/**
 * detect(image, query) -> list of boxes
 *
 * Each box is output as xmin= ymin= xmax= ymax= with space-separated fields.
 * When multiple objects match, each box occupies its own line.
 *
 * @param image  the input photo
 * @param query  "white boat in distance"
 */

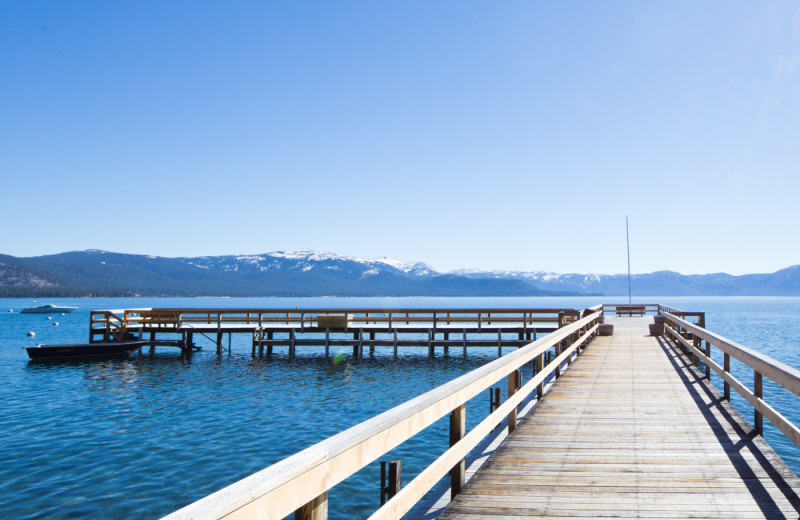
xmin=20 ymin=304 xmax=78 ymax=314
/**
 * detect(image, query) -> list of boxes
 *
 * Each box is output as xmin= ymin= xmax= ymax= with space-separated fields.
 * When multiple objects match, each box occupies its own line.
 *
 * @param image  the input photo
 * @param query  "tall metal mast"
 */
xmin=626 ymin=215 xmax=632 ymax=306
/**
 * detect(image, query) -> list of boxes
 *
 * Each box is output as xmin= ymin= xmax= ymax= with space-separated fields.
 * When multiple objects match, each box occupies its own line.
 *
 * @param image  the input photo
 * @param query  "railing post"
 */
xmin=103 ymin=313 xmax=110 ymax=342
xmin=724 ymin=352 xmax=731 ymax=400
xmin=295 ymin=492 xmax=328 ymax=520
xmin=754 ymin=371 xmax=763 ymax=435
xmin=537 ymin=352 xmax=545 ymax=400
xmin=555 ymin=341 xmax=562 ymax=378
xmin=705 ymin=340 xmax=711 ymax=380
xmin=449 ymin=404 xmax=466 ymax=498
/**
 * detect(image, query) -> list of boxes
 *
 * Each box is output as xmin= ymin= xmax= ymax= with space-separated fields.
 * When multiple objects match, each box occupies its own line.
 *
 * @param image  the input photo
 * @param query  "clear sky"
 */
xmin=1 ymin=1 xmax=798 ymax=275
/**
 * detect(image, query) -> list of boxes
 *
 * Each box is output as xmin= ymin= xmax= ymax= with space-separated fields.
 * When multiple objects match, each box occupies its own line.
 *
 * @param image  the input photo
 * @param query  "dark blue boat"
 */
xmin=26 ymin=341 xmax=146 ymax=360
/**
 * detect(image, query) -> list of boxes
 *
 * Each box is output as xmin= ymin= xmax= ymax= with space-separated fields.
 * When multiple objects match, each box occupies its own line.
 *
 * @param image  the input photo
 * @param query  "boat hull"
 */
xmin=26 ymin=341 xmax=145 ymax=360
xmin=20 ymin=306 xmax=78 ymax=314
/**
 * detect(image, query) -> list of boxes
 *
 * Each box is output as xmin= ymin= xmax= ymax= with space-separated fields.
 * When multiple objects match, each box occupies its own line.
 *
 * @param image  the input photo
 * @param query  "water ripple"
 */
xmin=2 ymin=296 xmax=799 ymax=519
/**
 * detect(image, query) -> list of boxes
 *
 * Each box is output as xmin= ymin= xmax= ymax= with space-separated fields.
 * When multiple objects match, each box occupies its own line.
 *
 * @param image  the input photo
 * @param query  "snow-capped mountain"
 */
xmin=453 ymin=266 xmax=800 ymax=296
xmin=0 ymin=250 xmax=568 ymax=297
xmin=1 ymin=249 xmax=798 ymax=297
xmin=186 ymin=250 xmax=436 ymax=278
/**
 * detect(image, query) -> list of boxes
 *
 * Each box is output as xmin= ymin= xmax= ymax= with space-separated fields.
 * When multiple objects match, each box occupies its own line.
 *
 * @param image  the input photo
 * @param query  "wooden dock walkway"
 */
xmin=161 ymin=306 xmax=800 ymax=520
xmin=438 ymin=316 xmax=800 ymax=519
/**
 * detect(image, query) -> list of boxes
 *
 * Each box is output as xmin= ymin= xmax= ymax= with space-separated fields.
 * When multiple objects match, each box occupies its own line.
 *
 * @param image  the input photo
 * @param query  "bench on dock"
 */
xmin=139 ymin=310 xmax=182 ymax=327
xmin=616 ymin=305 xmax=645 ymax=316
xmin=316 ymin=314 xmax=351 ymax=328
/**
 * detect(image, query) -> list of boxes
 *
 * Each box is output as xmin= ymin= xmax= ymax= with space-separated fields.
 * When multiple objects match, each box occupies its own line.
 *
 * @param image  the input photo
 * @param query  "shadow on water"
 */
xmin=657 ymin=335 xmax=800 ymax=517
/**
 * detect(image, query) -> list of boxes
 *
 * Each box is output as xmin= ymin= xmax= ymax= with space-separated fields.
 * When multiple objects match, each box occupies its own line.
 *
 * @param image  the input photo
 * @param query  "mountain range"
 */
xmin=1 ymin=249 xmax=798 ymax=297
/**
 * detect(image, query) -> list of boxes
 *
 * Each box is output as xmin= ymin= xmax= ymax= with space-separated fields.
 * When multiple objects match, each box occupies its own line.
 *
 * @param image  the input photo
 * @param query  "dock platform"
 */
xmin=437 ymin=316 xmax=800 ymax=519
xmin=88 ymin=307 xmax=586 ymax=357
xmin=159 ymin=306 xmax=800 ymax=520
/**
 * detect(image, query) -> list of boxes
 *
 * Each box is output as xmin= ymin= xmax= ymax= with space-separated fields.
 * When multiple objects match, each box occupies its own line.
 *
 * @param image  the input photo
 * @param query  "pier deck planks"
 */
xmin=438 ymin=316 xmax=800 ymax=519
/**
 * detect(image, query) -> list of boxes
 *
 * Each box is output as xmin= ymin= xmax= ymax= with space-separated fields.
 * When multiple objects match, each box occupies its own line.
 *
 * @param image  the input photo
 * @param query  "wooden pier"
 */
xmin=157 ymin=305 xmax=800 ymax=520
xmin=88 ymin=307 xmax=587 ymax=357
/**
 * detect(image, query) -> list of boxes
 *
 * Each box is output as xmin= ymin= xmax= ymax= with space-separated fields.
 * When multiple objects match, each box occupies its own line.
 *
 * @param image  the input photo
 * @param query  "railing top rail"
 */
xmin=109 ymin=307 xmax=581 ymax=314
xmin=162 ymin=312 xmax=601 ymax=520
xmin=602 ymin=303 xmax=659 ymax=308
xmin=91 ymin=309 xmax=130 ymax=315
xmin=663 ymin=312 xmax=800 ymax=398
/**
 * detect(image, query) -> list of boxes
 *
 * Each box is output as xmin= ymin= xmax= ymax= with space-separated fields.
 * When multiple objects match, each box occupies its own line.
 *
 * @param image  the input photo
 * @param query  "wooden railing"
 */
xmin=160 ymin=311 xmax=602 ymax=520
xmin=663 ymin=312 xmax=800 ymax=447
xmin=90 ymin=308 xmax=584 ymax=339
xmin=89 ymin=309 xmax=128 ymax=342
xmin=659 ymin=305 xmax=705 ymax=327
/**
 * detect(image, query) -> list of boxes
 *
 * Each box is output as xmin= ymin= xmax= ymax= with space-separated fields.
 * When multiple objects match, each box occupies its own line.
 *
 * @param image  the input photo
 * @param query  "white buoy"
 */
xmin=60 ymin=313 xmax=65 ymax=316
xmin=47 ymin=317 xmax=52 ymax=320
xmin=8 ymin=309 xmax=12 ymax=312
xmin=27 ymin=331 xmax=35 ymax=337
xmin=53 ymin=322 xmax=59 ymax=326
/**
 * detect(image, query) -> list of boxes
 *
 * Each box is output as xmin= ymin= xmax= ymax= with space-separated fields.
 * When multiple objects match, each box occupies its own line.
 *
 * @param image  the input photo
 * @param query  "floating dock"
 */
xmin=89 ymin=307 xmax=594 ymax=357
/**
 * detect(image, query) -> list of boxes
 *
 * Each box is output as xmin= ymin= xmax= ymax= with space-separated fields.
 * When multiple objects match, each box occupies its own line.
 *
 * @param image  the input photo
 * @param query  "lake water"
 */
xmin=1 ymin=296 xmax=799 ymax=519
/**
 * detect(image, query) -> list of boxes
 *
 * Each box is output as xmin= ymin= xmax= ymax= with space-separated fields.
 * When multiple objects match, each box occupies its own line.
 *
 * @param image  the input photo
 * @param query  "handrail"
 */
xmin=659 ymin=305 xmax=705 ymax=327
xmin=663 ymin=312 xmax=800 ymax=449
xmin=115 ymin=308 xmax=580 ymax=330
xmin=161 ymin=312 xmax=602 ymax=520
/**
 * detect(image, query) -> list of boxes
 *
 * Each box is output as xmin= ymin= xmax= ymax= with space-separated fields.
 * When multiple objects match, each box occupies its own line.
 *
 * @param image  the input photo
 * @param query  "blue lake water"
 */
xmin=1 ymin=296 xmax=799 ymax=519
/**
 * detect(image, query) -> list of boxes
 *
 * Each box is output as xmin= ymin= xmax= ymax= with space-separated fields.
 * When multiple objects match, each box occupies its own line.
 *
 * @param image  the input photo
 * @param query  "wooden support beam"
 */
xmin=507 ymin=370 xmax=518 ymax=434
xmin=555 ymin=342 xmax=562 ymax=379
xmin=755 ymin=370 xmax=763 ymax=435
xmin=294 ymin=491 xmax=327 ymax=520
xmin=380 ymin=460 xmax=402 ymax=506
xmin=449 ymin=404 xmax=465 ymax=499
xmin=537 ymin=352 xmax=545 ymax=399
xmin=724 ymin=352 xmax=730 ymax=400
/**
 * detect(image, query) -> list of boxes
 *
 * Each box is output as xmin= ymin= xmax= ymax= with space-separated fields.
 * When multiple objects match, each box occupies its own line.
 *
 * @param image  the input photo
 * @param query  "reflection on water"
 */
xmin=1 ymin=296 xmax=799 ymax=519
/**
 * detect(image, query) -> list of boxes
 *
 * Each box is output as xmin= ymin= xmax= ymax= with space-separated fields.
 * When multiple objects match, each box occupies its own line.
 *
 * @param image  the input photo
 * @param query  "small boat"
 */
xmin=20 ymin=304 xmax=78 ymax=314
xmin=26 ymin=341 xmax=146 ymax=360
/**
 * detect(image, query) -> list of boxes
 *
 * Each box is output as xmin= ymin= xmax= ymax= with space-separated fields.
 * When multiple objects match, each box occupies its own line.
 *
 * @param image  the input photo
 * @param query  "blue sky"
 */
xmin=1 ymin=1 xmax=798 ymax=275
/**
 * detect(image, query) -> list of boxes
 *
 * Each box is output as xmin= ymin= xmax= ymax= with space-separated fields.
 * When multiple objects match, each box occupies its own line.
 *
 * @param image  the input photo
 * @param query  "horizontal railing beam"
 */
xmin=665 ymin=323 xmax=800 ymax=448
xmin=664 ymin=313 xmax=800 ymax=399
